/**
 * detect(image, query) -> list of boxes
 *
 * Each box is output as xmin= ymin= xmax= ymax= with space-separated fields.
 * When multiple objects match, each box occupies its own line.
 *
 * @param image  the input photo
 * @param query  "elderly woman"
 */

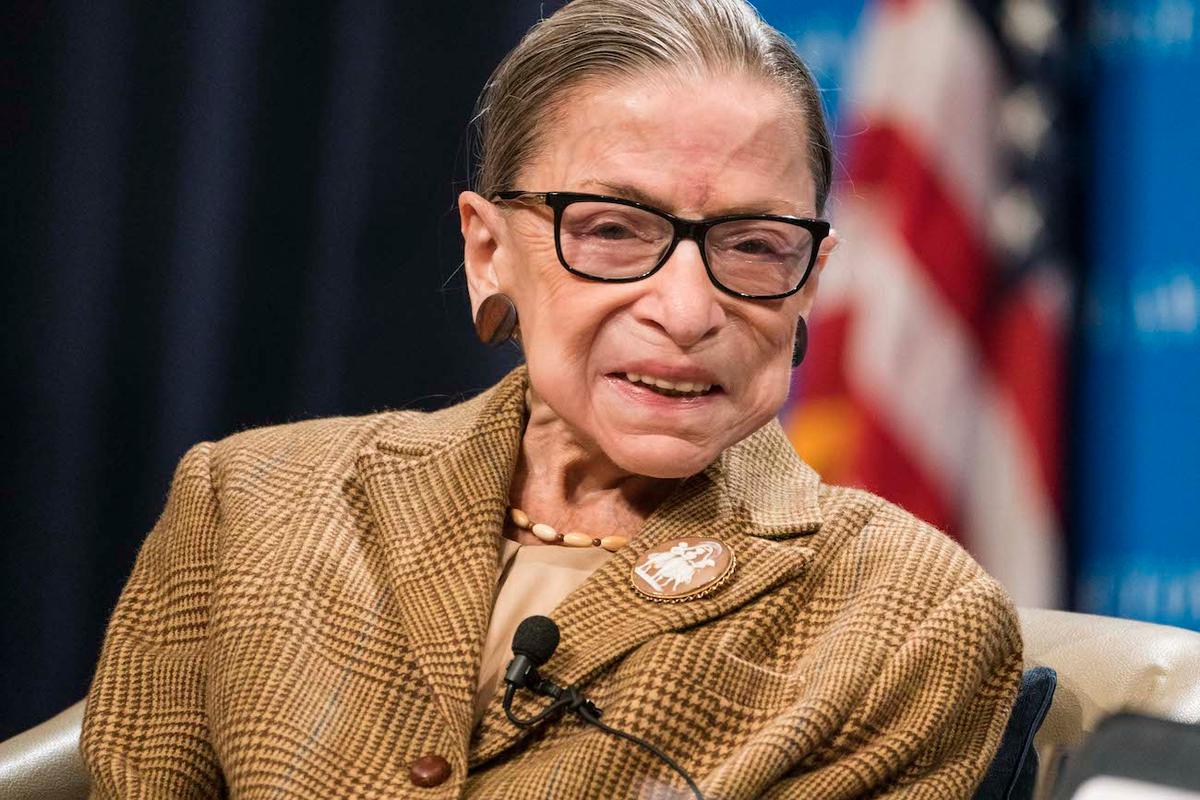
xmin=81 ymin=0 xmax=1021 ymax=797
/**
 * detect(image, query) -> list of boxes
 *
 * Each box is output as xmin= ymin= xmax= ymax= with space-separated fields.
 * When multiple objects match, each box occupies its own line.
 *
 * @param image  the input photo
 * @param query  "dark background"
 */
xmin=3 ymin=0 xmax=564 ymax=740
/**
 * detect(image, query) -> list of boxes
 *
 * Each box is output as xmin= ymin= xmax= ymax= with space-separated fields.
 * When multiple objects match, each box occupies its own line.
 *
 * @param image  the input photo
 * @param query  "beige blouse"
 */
xmin=472 ymin=536 xmax=614 ymax=728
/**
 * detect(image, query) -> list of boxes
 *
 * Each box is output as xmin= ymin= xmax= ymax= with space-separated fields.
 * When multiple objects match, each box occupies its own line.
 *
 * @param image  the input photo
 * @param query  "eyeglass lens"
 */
xmin=558 ymin=201 xmax=814 ymax=297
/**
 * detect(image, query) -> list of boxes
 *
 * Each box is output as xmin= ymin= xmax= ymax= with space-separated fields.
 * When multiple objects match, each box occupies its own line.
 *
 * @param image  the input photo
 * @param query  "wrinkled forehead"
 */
xmin=517 ymin=70 xmax=817 ymax=218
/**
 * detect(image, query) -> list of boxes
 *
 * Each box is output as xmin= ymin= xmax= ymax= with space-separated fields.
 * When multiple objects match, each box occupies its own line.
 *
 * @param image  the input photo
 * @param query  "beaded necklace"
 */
xmin=506 ymin=507 xmax=629 ymax=552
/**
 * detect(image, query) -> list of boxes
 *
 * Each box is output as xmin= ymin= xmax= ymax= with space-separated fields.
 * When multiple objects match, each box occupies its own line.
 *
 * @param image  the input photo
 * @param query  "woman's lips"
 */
xmin=619 ymin=371 xmax=716 ymax=396
xmin=604 ymin=373 xmax=723 ymax=406
xmin=607 ymin=360 xmax=722 ymax=389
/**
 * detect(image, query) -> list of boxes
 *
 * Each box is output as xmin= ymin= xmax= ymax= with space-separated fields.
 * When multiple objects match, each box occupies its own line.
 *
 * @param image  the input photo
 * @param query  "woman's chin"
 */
xmin=605 ymin=437 xmax=718 ymax=480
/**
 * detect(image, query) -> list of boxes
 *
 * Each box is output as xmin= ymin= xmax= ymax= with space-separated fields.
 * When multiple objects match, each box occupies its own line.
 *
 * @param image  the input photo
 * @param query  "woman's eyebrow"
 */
xmin=583 ymin=180 xmax=811 ymax=217
xmin=585 ymin=180 xmax=666 ymax=207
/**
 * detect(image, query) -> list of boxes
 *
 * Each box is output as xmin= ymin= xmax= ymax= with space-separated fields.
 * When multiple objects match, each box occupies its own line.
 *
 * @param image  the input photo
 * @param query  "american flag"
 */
xmin=784 ymin=0 xmax=1073 ymax=607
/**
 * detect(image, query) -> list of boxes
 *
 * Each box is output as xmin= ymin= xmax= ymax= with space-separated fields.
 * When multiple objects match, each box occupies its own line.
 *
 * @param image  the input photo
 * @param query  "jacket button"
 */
xmin=409 ymin=754 xmax=452 ymax=787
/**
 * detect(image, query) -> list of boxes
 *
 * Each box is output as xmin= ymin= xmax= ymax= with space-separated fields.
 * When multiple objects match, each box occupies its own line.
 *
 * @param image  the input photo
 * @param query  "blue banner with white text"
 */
xmin=1074 ymin=0 xmax=1200 ymax=630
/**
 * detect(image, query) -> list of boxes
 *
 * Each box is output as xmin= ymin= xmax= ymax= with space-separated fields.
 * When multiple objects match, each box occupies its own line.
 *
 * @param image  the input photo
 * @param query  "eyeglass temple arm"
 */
xmin=491 ymin=191 xmax=549 ymax=204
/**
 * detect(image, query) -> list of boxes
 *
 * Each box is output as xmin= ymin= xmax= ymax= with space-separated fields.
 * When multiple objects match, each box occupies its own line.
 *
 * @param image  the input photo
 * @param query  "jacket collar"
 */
xmin=354 ymin=365 xmax=824 ymax=764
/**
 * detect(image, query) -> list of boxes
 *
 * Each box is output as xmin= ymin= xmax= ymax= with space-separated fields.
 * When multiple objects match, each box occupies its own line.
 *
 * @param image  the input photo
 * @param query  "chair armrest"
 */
xmin=1019 ymin=608 xmax=1200 ymax=800
xmin=0 ymin=700 xmax=89 ymax=800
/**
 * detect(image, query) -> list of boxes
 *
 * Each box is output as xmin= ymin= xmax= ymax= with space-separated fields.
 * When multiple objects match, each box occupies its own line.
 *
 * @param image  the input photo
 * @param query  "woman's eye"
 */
xmin=720 ymin=236 xmax=787 ymax=257
xmin=589 ymin=222 xmax=636 ymax=240
xmin=731 ymin=238 xmax=782 ymax=256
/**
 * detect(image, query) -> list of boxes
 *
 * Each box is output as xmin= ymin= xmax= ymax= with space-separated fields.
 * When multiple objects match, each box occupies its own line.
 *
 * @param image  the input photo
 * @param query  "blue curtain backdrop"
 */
xmin=2 ymin=0 xmax=563 ymax=740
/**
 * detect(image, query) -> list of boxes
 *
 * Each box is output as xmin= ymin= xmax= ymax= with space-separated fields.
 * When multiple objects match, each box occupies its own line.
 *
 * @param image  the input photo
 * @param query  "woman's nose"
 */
xmin=634 ymin=240 xmax=725 ymax=348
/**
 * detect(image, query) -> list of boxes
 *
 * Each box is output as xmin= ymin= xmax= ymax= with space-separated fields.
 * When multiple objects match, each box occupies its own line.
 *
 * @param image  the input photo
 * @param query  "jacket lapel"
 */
xmin=355 ymin=370 xmax=529 ymax=744
xmin=353 ymin=362 xmax=827 ymax=765
xmin=469 ymin=412 xmax=825 ymax=766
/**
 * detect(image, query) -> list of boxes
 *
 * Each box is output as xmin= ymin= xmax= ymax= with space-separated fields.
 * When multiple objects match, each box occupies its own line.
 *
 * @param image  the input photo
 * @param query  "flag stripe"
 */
xmin=854 ymin=408 xmax=956 ymax=535
xmin=847 ymin=123 xmax=990 ymax=329
xmin=985 ymin=280 xmax=1067 ymax=504
xmin=964 ymin=385 xmax=1065 ymax=607
xmin=849 ymin=0 xmax=1001 ymax=227
xmin=839 ymin=209 xmax=979 ymax=493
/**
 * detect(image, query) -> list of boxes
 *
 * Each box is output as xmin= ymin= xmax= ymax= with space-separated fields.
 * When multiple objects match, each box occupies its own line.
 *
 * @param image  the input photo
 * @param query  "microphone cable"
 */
xmin=502 ymin=615 xmax=705 ymax=800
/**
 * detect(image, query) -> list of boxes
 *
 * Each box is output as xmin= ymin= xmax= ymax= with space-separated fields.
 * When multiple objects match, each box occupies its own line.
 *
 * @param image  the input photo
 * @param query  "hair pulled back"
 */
xmin=471 ymin=0 xmax=833 ymax=215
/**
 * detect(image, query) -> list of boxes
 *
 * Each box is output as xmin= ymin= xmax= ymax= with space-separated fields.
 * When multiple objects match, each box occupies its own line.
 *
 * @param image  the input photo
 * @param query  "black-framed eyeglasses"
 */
xmin=491 ymin=190 xmax=830 ymax=300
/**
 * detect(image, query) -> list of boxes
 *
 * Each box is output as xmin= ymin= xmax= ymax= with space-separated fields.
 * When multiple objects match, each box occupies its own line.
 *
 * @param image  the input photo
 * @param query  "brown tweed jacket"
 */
xmin=82 ymin=365 xmax=1022 ymax=799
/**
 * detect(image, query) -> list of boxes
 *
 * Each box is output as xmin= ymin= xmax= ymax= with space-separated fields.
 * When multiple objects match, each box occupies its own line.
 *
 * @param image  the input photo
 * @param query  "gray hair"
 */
xmin=471 ymin=0 xmax=833 ymax=215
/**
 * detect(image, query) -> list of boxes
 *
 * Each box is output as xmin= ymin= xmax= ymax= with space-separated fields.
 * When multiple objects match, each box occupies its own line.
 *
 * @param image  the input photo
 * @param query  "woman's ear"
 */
xmin=794 ymin=227 xmax=839 ymax=317
xmin=814 ymin=227 xmax=839 ymax=278
xmin=458 ymin=190 xmax=506 ymax=319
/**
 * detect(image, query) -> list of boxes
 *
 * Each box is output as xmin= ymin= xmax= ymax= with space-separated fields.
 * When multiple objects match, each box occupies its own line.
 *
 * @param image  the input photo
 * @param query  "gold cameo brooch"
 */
xmin=630 ymin=538 xmax=735 ymax=603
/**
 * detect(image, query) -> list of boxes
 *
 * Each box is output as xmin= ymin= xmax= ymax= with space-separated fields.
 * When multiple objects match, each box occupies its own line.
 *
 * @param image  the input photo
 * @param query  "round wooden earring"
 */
xmin=475 ymin=293 xmax=519 ymax=346
xmin=792 ymin=316 xmax=808 ymax=367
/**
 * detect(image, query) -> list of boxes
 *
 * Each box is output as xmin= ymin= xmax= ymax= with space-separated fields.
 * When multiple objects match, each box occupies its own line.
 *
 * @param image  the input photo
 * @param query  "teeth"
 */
xmin=622 ymin=372 xmax=713 ymax=395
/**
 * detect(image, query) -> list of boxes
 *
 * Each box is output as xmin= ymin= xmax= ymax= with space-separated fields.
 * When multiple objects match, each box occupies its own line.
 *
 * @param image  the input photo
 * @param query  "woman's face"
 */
xmin=461 ymin=71 xmax=835 ymax=479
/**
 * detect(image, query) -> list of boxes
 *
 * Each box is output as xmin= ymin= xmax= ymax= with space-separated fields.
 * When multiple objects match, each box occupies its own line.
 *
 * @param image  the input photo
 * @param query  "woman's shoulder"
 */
xmin=793 ymin=482 xmax=1024 ymax=690
xmin=209 ymin=409 xmax=424 ymax=469
xmin=160 ymin=412 xmax=420 ymax=500
xmin=718 ymin=418 xmax=1012 ymax=613
xmin=812 ymin=481 xmax=1017 ymax=618
xmin=202 ymin=379 xmax=515 ymax=476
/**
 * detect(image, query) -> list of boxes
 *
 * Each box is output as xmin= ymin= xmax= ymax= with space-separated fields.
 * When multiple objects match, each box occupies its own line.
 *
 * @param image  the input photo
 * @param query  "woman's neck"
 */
xmin=506 ymin=387 xmax=679 ymax=544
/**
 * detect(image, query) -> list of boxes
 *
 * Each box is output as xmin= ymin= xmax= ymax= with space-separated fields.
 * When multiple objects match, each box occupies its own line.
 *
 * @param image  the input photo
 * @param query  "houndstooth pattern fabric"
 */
xmin=82 ymin=365 xmax=1022 ymax=799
